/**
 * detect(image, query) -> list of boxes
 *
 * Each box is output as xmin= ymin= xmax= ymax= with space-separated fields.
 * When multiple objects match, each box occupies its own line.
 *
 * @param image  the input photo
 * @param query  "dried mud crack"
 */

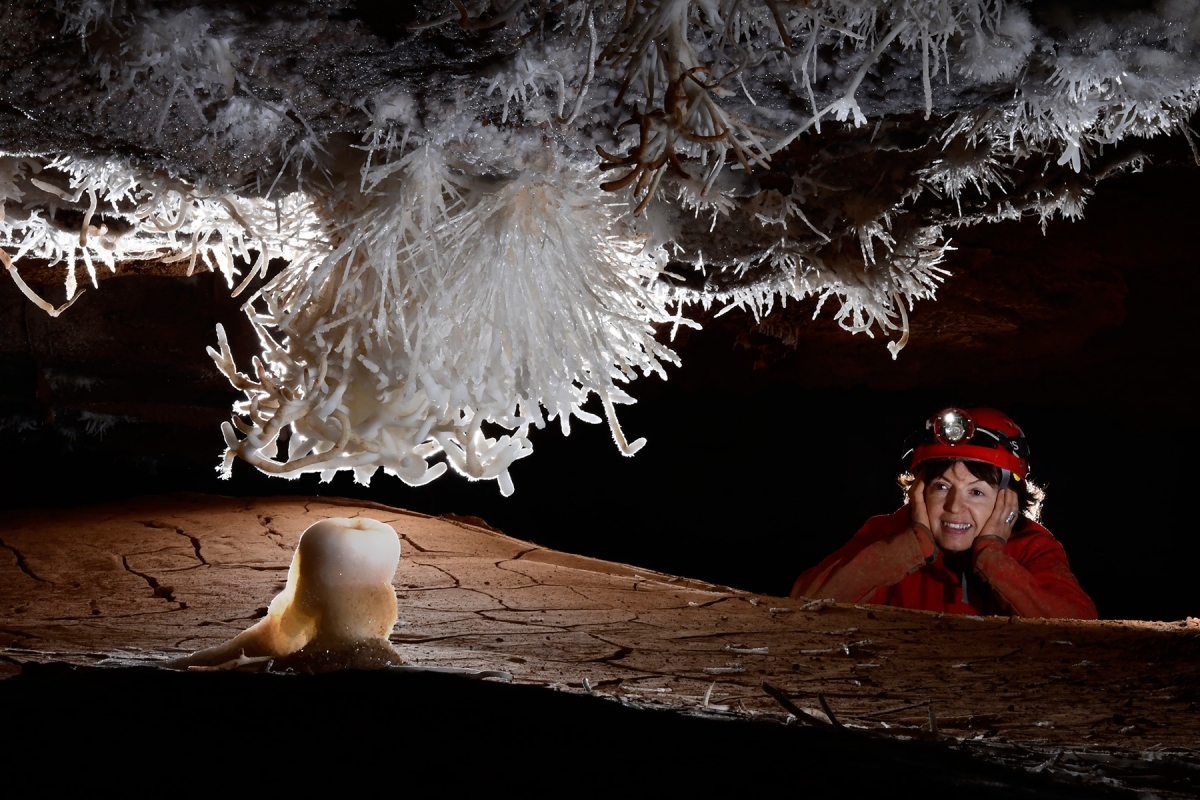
xmin=119 ymin=556 xmax=184 ymax=608
xmin=0 ymin=536 xmax=48 ymax=583
xmin=140 ymin=521 xmax=209 ymax=565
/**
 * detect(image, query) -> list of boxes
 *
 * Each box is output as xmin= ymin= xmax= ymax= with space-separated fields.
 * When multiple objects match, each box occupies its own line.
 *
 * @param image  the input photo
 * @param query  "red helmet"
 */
xmin=905 ymin=407 xmax=1030 ymax=480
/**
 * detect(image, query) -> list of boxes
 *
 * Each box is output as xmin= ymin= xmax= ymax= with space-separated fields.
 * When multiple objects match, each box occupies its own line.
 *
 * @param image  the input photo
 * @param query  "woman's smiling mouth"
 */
xmin=943 ymin=522 xmax=973 ymax=532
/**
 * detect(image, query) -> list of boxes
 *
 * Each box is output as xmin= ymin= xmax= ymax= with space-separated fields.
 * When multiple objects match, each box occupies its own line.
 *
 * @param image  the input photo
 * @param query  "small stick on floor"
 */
xmin=860 ymin=699 xmax=931 ymax=718
xmin=818 ymin=692 xmax=844 ymax=728
xmin=928 ymin=704 xmax=940 ymax=738
xmin=761 ymin=682 xmax=832 ymax=727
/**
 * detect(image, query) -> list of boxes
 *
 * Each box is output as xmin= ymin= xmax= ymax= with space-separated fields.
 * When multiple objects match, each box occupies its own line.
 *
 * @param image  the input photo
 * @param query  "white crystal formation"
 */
xmin=4 ymin=1 xmax=1200 ymax=492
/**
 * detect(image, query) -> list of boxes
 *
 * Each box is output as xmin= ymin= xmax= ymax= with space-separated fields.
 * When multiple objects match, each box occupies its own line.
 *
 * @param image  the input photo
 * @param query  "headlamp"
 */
xmin=931 ymin=408 xmax=974 ymax=446
xmin=904 ymin=405 xmax=1031 ymax=481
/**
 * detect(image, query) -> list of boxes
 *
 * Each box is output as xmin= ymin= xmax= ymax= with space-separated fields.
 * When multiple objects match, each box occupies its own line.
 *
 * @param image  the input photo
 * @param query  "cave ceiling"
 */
xmin=2 ymin=0 xmax=1198 ymax=492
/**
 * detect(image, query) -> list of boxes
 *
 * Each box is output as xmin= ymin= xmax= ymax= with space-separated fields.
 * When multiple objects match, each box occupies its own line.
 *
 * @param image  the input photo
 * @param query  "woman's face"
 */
xmin=923 ymin=461 xmax=1000 ymax=552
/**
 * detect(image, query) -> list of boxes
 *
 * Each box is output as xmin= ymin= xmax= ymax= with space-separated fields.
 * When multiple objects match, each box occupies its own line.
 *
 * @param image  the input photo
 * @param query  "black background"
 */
xmin=4 ymin=347 xmax=1194 ymax=622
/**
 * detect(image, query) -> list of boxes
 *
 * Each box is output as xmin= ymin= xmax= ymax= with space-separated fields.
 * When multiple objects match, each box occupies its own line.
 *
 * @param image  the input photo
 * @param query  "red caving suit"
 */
xmin=791 ymin=506 xmax=1097 ymax=619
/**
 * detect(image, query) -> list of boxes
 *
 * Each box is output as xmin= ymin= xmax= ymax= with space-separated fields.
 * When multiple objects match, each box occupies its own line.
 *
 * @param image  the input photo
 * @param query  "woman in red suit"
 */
xmin=792 ymin=407 xmax=1097 ymax=619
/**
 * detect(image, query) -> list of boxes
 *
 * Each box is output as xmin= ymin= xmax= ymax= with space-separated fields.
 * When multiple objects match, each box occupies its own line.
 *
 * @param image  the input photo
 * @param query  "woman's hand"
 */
xmin=907 ymin=475 xmax=938 ymax=560
xmin=975 ymin=487 xmax=1019 ymax=547
xmin=909 ymin=476 xmax=932 ymax=533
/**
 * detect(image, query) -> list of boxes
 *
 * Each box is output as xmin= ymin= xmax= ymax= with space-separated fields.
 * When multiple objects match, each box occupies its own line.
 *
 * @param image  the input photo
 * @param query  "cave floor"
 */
xmin=2 ymin=495 xmax=1198 ymax=793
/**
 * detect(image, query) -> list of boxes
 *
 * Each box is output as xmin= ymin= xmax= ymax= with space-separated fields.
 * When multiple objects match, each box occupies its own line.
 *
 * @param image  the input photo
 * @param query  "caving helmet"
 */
xmin=903 ymin=407 xmax=1030 ymax=482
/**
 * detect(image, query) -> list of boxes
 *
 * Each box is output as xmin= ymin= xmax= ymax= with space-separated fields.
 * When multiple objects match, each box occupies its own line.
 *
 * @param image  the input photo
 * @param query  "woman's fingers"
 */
xmin=982 ymin=488 xmax=1018 ymax=542
xmin=910 ymin=476 xmax=931 ymax=529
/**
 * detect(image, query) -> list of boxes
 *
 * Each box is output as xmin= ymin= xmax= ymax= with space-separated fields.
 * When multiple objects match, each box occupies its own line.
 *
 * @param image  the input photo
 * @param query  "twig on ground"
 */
xmin=818 ymin=691 xmax=844 ymax=728
xmin=861 ymin=699 xmax=932 ymax=718
xmin=762 ymin=681 xmax=833 ymax=726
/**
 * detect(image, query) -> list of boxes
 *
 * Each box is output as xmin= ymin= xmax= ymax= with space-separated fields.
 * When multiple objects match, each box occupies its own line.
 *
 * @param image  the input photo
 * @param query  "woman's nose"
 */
xmin=944 ymin=488 xmax=963 ymax=512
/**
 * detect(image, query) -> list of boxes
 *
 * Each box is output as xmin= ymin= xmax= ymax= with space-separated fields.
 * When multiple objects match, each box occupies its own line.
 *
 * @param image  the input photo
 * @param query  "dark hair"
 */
xmin=898 ymin=459 xmax=1045 ymax=523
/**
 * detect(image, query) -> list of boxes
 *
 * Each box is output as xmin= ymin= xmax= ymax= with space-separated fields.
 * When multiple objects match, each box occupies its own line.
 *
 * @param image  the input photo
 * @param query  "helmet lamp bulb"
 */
xmin=933 ymin=408 xmax=974 ymax=446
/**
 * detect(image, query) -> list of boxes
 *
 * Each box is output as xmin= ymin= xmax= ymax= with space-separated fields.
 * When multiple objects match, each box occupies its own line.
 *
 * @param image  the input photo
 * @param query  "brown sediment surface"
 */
xmin=2 ymin=495 xmax=1198 ymax=778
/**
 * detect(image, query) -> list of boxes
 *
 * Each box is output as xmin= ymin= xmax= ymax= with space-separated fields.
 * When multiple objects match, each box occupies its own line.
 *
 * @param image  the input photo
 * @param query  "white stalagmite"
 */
xmin=170 ymin=517 xmax=403 ymax=668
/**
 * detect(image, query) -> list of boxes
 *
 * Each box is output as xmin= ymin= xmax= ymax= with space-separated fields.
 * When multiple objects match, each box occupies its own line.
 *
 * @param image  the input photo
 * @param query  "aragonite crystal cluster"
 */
xmin=2 ymin=1 xmax=1199 ymax=493
xmin=171 ymin=517 xmax=405 ymax=671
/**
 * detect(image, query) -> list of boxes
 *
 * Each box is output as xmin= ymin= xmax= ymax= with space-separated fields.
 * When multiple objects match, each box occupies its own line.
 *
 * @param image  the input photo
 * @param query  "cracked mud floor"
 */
xmin=2 ymin=494 xmax=1198 ymax=795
